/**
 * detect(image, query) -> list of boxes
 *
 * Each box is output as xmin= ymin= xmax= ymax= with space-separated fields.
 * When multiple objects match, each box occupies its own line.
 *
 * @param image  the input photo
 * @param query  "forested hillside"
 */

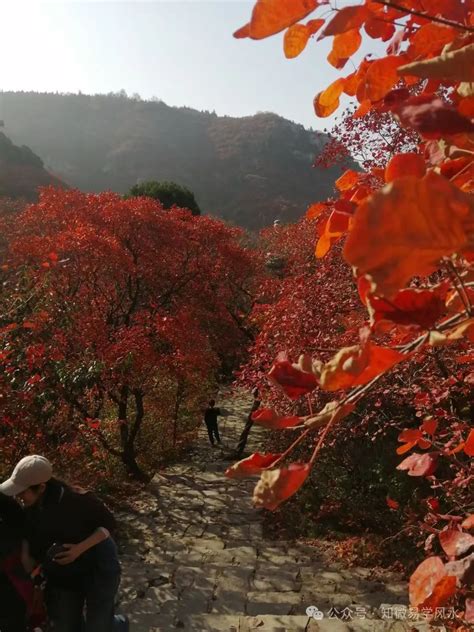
xmin=0 ymin=132 xmax=65 ymax=200
xmin=0 ymin=91 xmax=350 ymax=228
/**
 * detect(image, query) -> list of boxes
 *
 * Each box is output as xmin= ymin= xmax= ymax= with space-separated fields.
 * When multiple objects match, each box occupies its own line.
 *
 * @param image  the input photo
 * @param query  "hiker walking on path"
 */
xmin=0 ymin=455 xmax=128 ymax=632
xmin=204 ymin=399 xmax=222 ymax=446
xmin=234 ymin=387 xmax=261 ymax=458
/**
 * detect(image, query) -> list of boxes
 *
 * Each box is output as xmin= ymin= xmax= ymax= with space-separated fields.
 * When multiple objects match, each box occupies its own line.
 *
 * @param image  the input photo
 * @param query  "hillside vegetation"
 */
xmin=0 ymin=91 xmax=349 ymax=228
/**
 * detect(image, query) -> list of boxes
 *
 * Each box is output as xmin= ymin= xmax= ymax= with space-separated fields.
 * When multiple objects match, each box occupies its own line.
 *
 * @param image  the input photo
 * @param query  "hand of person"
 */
xmin=54 ymin=543 xmax=84 ymax=565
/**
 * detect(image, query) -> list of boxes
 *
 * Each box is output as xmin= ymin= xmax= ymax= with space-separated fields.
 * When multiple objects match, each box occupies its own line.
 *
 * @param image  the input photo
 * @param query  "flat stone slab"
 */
xmin=119 ymin=389 xmax=415 ymax=631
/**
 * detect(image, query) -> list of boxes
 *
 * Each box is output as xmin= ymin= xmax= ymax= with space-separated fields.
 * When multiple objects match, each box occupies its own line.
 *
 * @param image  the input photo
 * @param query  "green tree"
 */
xmin=128 ymin=180 xmax=201 ymax=215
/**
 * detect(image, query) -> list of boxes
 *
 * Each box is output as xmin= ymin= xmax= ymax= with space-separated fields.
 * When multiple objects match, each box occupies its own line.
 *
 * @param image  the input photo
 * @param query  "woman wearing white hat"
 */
xmin=0 ymin=455 xmax=128 ymax=632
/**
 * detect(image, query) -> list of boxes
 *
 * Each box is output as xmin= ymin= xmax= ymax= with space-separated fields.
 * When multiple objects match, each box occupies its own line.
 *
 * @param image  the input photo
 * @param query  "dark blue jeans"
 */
xmin=46 ymin=539 xmax=127 ymax=632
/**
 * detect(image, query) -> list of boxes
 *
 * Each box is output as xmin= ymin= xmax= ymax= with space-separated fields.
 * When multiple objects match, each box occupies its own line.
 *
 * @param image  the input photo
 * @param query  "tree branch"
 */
xmin=374 ymin=0 xmax=474 ymax=33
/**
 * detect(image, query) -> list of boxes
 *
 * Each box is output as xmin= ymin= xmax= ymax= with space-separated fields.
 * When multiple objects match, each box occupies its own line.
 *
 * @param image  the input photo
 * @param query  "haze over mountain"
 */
xmin=0 ymin=91 xmax=349 ymax=228
xmin=0 ymin=131 xmax=65 ymax=201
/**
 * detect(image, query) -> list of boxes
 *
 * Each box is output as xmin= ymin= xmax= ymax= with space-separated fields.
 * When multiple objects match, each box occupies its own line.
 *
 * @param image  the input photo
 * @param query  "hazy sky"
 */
xmin=1 ymin=1 xmax=374 ymax=130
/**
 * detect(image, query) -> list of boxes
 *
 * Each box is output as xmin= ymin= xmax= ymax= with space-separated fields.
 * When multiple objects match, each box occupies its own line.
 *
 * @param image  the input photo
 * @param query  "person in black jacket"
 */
xmin=0 ymin=492 xmax=27 ymax=632
xmin=0 ymin=455 xmax=128 ymax=632
xmin=204 ymin=399 xmax=222 ymax=446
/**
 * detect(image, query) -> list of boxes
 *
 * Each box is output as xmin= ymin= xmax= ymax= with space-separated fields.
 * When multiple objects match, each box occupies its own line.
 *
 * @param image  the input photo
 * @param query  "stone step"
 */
xmin=121 ymin=612 xmax=434 ymax=632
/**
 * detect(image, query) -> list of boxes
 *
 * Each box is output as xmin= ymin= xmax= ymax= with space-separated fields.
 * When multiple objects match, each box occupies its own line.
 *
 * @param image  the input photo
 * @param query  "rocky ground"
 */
xmin=116 ymin=390 xmax=439 ymax=631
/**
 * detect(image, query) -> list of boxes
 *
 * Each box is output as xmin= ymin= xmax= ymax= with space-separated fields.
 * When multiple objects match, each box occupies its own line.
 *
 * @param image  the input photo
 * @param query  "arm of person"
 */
xmin=55 ymin=491 xmax=116 ymax=565
xmin=21 ymin=539 xmax=37 ymax=573
xmin=54 ymin=527 xmax=110 ymax=565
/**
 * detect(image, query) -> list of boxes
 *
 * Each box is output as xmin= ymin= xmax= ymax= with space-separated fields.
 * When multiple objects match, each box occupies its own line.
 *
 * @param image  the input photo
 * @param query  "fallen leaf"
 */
xmin=465 ymin=429 xmax=474 ymax=457
xmin=386 ymin=496 xmax=400 ymax=510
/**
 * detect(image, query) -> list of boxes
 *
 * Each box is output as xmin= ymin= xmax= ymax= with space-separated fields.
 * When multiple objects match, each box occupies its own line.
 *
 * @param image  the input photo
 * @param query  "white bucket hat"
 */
xmin=0 ymin=455 xmax=53 ymax=496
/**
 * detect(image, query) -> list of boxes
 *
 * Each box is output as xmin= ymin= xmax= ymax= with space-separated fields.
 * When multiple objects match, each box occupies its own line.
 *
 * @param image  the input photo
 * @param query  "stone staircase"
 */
xmin=117 ymin=391 xmax=435 ymax=632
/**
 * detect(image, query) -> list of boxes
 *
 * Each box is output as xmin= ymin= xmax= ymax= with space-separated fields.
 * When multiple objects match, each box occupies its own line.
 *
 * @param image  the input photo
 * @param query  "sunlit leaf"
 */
xmin=397 ymin=452 xmax=438 ymax=477
xmin=399 ymin=43 xmax=474 ymax=82
xmin=439 ymin=529 xmax=474 ymax=558
xmin=253 ymin=463 xmax=310 ymax=510
xmin=225 ymin=452 xmax=281 ymax=479
xmin=320 ymin=340 xmax=406 ymax=391
xmin=313 ymin=78 xmax=345 ymax=117
xmin=344 ymin=172 xmax=474 ymax=298
xmin=304 ymin=400 xmax=355 ymax=429
xmin=320 ymin=5 xmax=369 ymax=38
xmin=246 ymin=0 xmax=319 ymax=40
xmin=385 ymin=153 xmax=426 ymax=183
xmin=251 ymin=407 xmax=302 ymax=429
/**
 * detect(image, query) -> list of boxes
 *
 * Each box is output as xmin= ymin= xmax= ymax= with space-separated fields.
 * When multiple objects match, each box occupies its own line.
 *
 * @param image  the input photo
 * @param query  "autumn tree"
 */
xmin=230 ymin=0 xmax=474 ymax=626
xmin=0 ymin=188 xmax=259 ymax=480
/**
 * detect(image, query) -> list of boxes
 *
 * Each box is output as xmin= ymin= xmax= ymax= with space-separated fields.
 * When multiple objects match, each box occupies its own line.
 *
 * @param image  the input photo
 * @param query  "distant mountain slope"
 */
xmin=0 ymin=131 xmax=65 ymax=201
xmin=0 ymin=92 xmax=351 ymax=228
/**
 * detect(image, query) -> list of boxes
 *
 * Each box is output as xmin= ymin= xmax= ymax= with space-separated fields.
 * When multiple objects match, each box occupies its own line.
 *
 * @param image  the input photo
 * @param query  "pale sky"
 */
xmin=1 ymin=1 xmax=377 ymax=130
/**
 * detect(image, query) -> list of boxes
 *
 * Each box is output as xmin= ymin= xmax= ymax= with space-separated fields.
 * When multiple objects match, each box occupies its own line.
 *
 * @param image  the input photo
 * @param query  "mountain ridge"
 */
xmin=0 ymin=91 xmax=350 ymax=228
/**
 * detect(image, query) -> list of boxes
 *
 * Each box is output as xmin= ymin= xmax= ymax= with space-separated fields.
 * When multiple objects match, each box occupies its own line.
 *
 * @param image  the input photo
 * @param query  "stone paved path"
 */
xmin=117 ymin=390 xmax=435 ymax=632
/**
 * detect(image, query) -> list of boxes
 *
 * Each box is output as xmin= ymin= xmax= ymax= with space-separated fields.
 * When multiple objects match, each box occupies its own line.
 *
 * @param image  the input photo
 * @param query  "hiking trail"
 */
xmin=117 ymin=390 xmax=432 ymax=632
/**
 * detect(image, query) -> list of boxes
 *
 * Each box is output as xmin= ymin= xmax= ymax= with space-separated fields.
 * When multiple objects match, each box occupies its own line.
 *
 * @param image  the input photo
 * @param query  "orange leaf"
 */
xmin=385 ymin=153 xmax=426 ymax=183
xmin=335 ymin=169 xmax=360 ymax=191
xmin=422 ymin=418 xmax=438 ymax=436
xmin=247 ymin=0 xmax=318 ymax=40
xmin=396 ymin=440 xmax=418 ymax=455
xmin=234 ymin=23 xmax=251 ymax=39
xmin=320 ymin=5 xmax=369 ymax=38
xmin=268 ymin=353 xmax=318 ymax=399
xmin=407 ymin=23 xmax=456 ymax=61
xmin=251 ymin=408 xmax=302 ymax=429
xmin=409 ymin=557 xmax=446 ymax=607
xmin=353 ymin=100 xmax=371 ymax=118
xmin=306 ymin=202 xmax=328 ymax=219
xmin=313 ymin=78 xmax=345 ymax=117
xmin=386 ymin=496 xmax=400 ymax=510
xmin=253 ymin=463 xmax=310 ymax=510
xmin=328 ymin=28 xmax=361 ymax=68
xmin=397 ymin=452 xmax=438 ymax=477
xmin=320 ymin=340 xmax=406 ymax=391
xmin=225 ymin=452 xmax=281 ymax=479
xmin=422 ymin=575 xmax=457 ymax=610
xmin=462 ymin=515 xmax=474 ymax=530
xmin=439 ymin=529 xmax=474 ymax=558
xmin=358 ymin=56 xmax=404 ymax=102
xmin=284 ymin=24 xmax=311 ymax=59
xmin=315 ymin=210 xmax=351 ymax=258
xmin=364 ymin=17 xmax=395 ymax=41
xmin=304 ymin=400 xmax=355 ymax=429
xmin=344 ymin=172 xmax=474 ymax=298
xmin=458 ymin=96 xmax=474 ymax=118
xmin=465 ymin=429 xmax=474 ymax=457
xmin=366 ymin=287 xmax=447 ymax=329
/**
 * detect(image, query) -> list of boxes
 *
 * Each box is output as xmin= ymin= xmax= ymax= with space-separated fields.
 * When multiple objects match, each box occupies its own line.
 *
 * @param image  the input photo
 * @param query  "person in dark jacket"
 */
xmin=0 ymin=493 xmax=28 ymax=632
xmin=204 ymin=399 xmax=222 ymax=446
xmin=0 ymin=455 xmax=128 ymax=632
xmin=234 ymin=387 xmax=261 ymax=458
